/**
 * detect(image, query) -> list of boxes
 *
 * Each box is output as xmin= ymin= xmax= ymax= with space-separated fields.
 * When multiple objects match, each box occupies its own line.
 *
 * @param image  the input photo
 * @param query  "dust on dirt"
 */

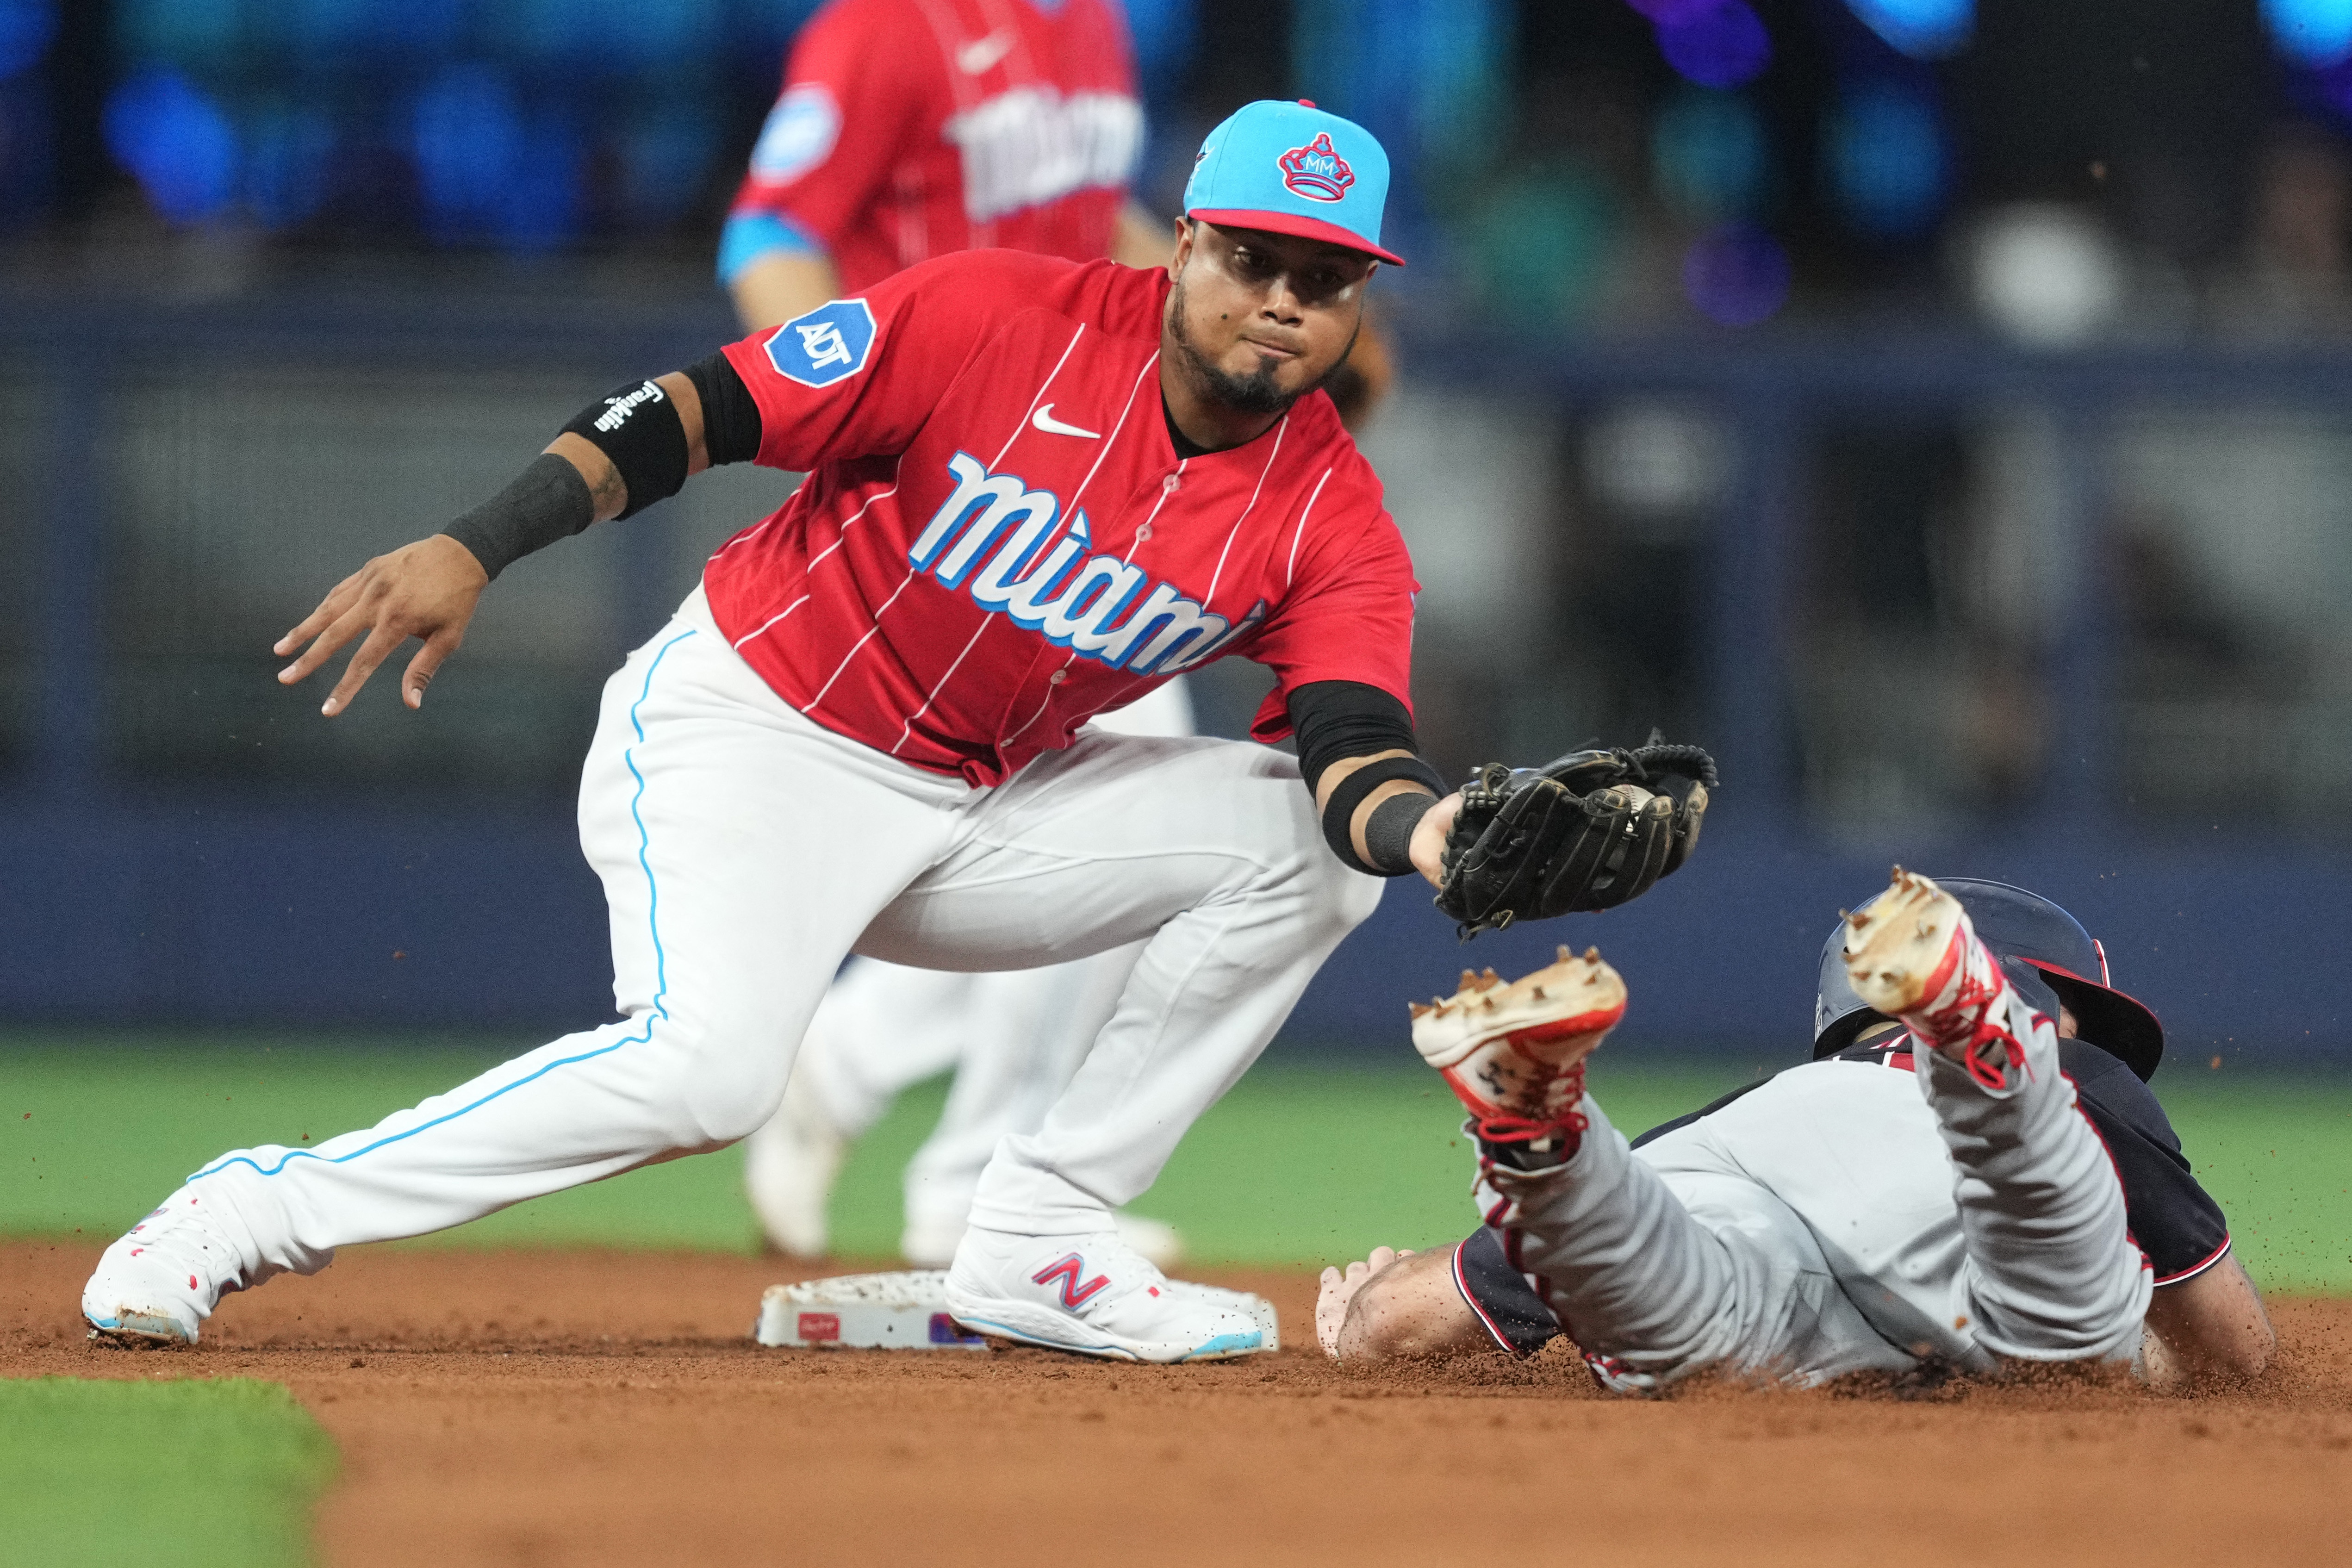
xmin=6 ymin=1242 xmax=2349 ymax=1566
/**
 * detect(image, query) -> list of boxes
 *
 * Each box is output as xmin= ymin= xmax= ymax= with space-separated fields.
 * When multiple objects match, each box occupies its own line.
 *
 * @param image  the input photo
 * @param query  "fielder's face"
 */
xmin=1164 ymin=220 xmax=1374 ymax=417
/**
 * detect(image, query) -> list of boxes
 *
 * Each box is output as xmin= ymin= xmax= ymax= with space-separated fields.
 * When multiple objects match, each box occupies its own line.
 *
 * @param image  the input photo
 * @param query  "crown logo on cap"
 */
xmin=1278 ymin=132 xmax=1355 ymax=203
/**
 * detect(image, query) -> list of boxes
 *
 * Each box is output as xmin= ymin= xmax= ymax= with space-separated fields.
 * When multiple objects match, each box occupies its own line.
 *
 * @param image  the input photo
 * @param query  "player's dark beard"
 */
xmin=1168 ymin=276 xmax=1361 ymax=417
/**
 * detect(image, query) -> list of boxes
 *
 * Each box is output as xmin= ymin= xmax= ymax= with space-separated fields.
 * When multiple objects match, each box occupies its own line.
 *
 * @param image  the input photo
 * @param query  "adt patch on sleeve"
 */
xmin=765 ymin=299 xmax=877 ymax=388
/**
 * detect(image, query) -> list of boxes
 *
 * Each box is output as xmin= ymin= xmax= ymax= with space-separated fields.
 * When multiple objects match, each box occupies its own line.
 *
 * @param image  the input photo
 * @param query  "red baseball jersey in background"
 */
xmin=707 ymin=251 xmax=1417 ymax=785
xmin=729 ymin=0 xmax=1142 ymax=293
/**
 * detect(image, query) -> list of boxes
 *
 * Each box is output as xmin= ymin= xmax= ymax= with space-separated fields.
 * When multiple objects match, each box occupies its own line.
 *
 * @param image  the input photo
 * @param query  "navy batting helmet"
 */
xmin=1811 ymin=877 xmax=2165 ymax=1081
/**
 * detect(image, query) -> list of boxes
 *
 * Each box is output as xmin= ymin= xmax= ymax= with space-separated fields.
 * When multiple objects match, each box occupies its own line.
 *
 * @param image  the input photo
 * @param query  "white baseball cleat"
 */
xmin=1111 ymin=1210 xmax=1185 ymax=1270
xmin=943 ymin=1226 xmax=1273 ymax=1363
xmin=1842 ymin=866 xmax=2019 ymax=1083
xmin=743 ymin=1067 xmax=848 ymax=1258
xmin=1411 ymin=945 xmax=1628 ymax=1145
xmin=902 ymin=1208 xmax=1185 ymax=1270
xmin=82 ymin=1188 xmax=250 ymax=1346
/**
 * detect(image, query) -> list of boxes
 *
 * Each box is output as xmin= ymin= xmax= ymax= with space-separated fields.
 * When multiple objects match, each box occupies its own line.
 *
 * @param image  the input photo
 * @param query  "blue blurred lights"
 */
xmin=243 ymin=105 xmax=336 ymax=230
xmin=411 ymin=64 xmax=583 ymax=251
xmin=1652 ymin=87 xmax=1767 ymax=221
xmin=2266 ymin=0 xmax=2352 ymax=66
xmin=1682 ymin=222 xmax=1789 ymax=326
xmin=1824 ymin=78 xmax=1946 ymax=238
xmin=1844 ymin=0 xmax=1972 ymax=61
xmin=1649 ymin=0 xmax=1771 ymax=91
xmin=489 ymin=0 xmax=724 ymax=68
xmin=1124 ymin=0 xmax=1201 ymax=84
xmin=0 ymin=0 xmax=56 ymax=81
xmin=620 ymin=109 xmax=720 ymax=228
xmin=412 ymin=64 xmax=524 ymax=238
xmin=104 ymin=68 xmax=239 ymax=225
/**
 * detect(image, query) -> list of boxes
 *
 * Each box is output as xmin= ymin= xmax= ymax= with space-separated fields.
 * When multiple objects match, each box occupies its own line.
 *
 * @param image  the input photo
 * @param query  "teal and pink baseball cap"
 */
xmin=1182 ymin=100 xmax=1405 ymax=267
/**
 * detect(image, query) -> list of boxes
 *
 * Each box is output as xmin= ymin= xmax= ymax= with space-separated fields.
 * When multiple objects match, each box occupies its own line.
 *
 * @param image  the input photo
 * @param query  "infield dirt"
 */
xmin=7 ymin=1241 xmax=2350 ymax=1566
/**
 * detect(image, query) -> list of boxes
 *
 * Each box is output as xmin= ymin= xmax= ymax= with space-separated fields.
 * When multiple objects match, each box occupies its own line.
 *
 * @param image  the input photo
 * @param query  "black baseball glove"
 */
xmin=1433 ymin=740 xmax=1717 ymax=937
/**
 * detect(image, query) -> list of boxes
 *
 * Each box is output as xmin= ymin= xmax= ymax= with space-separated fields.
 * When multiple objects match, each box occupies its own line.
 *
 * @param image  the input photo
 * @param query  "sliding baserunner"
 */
xmin=1320 ymin=871 xmax=2272 ymax=1389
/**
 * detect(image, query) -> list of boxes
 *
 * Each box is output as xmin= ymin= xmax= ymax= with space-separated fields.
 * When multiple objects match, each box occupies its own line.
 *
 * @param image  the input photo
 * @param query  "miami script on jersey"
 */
xmin=708 ymin=249 xmax=1417 ymax=786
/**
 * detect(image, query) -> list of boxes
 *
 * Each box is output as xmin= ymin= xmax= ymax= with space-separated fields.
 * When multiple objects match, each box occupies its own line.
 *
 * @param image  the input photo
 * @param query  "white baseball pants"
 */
xmin=183 ymin=591 xmax=1381 ymax=1272
xmin=1478 ymin=994 xmax=2152 ymax=1390
xmin=772 ymin=679 xmax=1195 ymax=1240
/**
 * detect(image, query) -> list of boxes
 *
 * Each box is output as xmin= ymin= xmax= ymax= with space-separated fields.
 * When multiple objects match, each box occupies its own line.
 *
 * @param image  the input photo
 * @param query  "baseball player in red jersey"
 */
xmin=81 ymin=102 xmax=1585 ymax=1363
xmin=718 ymin=0 xmax=1196 ymax=1269
xmin=720 ymin=0 xmax=1168 ymax=328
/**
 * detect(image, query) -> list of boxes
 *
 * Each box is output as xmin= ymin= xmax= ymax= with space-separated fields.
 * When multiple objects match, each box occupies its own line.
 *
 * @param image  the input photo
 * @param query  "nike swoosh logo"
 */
xmin=955 ymin=30 xmax=1014 ymax=75
xmin=1031 ymin=404 xmax=1101 ymax=439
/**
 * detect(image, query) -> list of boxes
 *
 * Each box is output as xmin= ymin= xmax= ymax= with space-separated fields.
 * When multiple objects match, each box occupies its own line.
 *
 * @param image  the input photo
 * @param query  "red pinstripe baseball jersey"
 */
xmin=729 ymin=0 xmax=1140 ymax=294
xmin=706 ymin=249 xmax=1418 ymax=786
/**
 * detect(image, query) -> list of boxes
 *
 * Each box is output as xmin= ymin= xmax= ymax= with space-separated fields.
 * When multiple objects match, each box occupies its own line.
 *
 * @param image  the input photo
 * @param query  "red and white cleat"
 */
xmin=1842 ymin=867 xmax=2021 ymax=1087
xmin=1410 ymin=946 xmax=1627 ymax=1147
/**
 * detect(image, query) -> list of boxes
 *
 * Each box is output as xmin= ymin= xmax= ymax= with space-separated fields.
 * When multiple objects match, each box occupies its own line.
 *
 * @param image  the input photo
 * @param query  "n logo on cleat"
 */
xmin=1031 ymin=1253 xmax=1110 ymax=1310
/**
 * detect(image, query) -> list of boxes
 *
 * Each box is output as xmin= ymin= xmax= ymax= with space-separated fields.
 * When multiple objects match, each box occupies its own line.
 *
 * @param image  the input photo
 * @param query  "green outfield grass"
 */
xmin=0 ymin=1378 xmax=335 ymax=1568
xmin=4 ymin=1034 xmax=2347 ymax=1289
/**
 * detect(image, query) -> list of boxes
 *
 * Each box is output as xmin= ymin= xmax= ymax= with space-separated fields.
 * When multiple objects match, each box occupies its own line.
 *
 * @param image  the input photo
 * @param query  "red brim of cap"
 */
xmin=1187 ymin=208 xmax=1406 ymax=267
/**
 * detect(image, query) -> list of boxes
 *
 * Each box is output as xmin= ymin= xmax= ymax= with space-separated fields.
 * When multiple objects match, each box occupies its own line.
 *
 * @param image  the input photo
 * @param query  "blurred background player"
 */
xmin=714 ymin=0 xmax=1386 ymax=1266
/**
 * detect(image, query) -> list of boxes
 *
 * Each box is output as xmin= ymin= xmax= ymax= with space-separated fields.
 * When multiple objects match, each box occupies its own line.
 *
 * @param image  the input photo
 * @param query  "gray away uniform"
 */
xmin=1462 ymin=989 xmax=2153 ymax=1392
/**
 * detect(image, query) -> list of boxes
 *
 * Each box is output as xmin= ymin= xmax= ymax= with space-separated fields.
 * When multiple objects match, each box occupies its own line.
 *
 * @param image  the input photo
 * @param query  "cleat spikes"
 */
xmin=1408 ymin=1001 xmax=1432 ymax=1020
xmin=1459 ymin=969 xmax=1480 ymax=992
xmin=1406 ymin=948 xmax=1630 ymax=1143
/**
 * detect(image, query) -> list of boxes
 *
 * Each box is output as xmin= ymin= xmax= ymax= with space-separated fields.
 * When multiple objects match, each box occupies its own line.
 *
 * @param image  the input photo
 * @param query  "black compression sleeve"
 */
xmin=685 ymin=351 xmax=763 ymax=467
xmin=442 ymin=454 xmax=595 ymax=582
xmin=1288 ymin=679 xmax=1419 ymax=794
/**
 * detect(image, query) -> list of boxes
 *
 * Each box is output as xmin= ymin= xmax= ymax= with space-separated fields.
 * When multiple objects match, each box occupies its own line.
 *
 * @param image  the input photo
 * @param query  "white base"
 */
xmin=753 ymin=1270 xmax=988 ymax=1350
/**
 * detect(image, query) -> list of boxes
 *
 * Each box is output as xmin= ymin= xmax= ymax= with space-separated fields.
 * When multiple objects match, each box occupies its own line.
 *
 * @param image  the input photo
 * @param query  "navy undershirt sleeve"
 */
xmin=2059 ymin=1039 xmax=2233 ymax=1284
xmin=1453 ymin=1226 xmax=1564 ymax=1357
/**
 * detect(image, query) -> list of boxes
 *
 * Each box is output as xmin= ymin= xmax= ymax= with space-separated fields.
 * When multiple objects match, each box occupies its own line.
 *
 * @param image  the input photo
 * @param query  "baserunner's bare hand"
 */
xmin=275 ymin=535 xmax=489 ymax=716
xmin=1316 ymin=1245 xmax=1414 ymax=1357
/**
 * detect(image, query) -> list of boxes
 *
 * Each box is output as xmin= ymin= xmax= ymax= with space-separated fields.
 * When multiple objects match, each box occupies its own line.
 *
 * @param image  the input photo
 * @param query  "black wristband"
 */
xmin=442 ymin=453 xmax=595 ymax=582
xmin=1321 ymin=753 xmax=1445 ymax=875
xmin=1360 ymin=789 xmax=1430 ymax=877
xmin=561 ymin=378 xmax=690 ymax=520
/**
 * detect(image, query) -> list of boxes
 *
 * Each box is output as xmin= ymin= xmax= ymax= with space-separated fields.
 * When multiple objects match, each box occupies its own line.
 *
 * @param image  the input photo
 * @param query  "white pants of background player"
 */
xmin=752 ymin=680 xmax=1194 ymax=1263
xmin=177 ymin=589 xmax=1381 ymax=1273
xmin=1479 ymin=993 xmax=2151 ymax=1390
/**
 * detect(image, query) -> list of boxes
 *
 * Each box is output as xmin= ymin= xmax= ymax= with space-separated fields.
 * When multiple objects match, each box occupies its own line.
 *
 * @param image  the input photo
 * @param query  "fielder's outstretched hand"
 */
xmin=275 ymin=534 xmax=489 ymax=716
xmin=1316 ymin=1245 xmax=1413 ymax=1357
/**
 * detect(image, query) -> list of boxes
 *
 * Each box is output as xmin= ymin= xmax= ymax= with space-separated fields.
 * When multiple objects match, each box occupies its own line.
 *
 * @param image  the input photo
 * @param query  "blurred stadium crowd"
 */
xmin=1 ymin=1 xmax=2348 ymax=1042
